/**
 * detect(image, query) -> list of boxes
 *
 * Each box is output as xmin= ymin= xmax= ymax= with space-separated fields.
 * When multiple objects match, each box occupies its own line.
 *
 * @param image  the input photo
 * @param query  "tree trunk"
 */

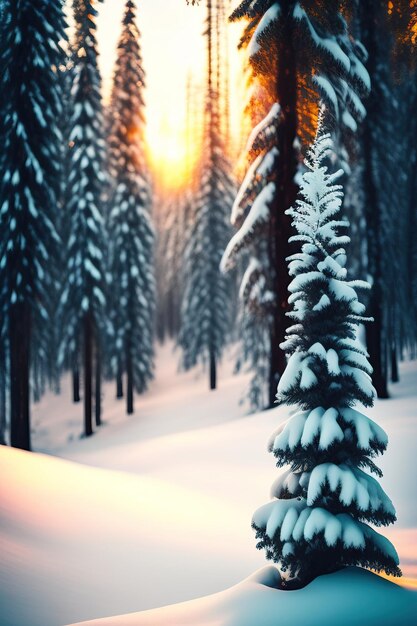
xmin=0 ymin=352 xmax=7 ymax=445
xmin=116 ymin=365 xmax=123 ymax=399
xmin=32 ymin=354 xmax=42 ymax=403
xmin=209 ymin=348 xmax=216 ymax=390
xmin=390 ymin=343 xmax=399 ymax=383
xmin=366 ymin=292 xmax=388 ymax=398
xmin=83 ymin=313 xmax=93 ymax=437
xmin=95 ymin=346 xmax=101 ymax=427
xmin=9 ymin=302 xmax=31 ymax=450
xmin=360 ymin=1 xmax=389 ymax=399
xmin=72 ymin=365 xmax=80 ymax=403
xmin=268 ymin=3 xmax=298 ymax=407
xmin=126 ymin=344 xmax=134 ymax=415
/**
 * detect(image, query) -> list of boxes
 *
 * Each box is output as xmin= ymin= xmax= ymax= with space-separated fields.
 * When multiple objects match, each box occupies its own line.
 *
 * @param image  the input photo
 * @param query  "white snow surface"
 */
xmin=69 ymin=567 xmax=417 ymax=626
xmin=1 ymin=344 xmax=417 ymax=626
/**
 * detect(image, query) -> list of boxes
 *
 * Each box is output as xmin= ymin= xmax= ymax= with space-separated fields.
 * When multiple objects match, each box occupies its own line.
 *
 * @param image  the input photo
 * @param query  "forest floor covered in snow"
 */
xmin=1 ymin=343 xmax=417 ymax=626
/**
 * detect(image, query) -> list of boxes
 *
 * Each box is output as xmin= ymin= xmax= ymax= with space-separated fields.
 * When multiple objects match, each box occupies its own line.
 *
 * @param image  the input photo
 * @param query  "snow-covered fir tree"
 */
xmin=107 ymin=0 xmax=155 ymax=415
xmin=57 ymin=41 xmax=83 ymax=404
xmin=221 ymin=1 xmax=370 ymax=409
xmin=252 ymin=129 xmax=401 ymax=589
xmin=179 ymin=0 xmax=235 ymax=390
xmin=235 ymin=294 xmax=271 ymax=410
xmin=0 ymin=0 xmax=66 ymax=450
xmin=59 ymin=0 xmax=107 ymax=436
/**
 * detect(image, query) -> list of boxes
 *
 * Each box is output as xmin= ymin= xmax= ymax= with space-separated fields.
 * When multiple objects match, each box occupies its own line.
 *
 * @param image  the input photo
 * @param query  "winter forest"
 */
xmin=1 ymin=0 xmax=417 ymax=625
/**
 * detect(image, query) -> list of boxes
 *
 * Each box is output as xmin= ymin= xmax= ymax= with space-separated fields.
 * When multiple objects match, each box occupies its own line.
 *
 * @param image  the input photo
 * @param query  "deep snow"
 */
xmin=1 ymin=343 xmax=417 ymax=626
xmin=68 ymin=567 xmax=417 ymax=626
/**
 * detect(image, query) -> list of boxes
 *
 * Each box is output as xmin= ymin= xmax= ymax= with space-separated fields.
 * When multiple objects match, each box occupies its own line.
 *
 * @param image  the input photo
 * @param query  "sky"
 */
xmin=94 ymin=0 xmax=245 ymax=192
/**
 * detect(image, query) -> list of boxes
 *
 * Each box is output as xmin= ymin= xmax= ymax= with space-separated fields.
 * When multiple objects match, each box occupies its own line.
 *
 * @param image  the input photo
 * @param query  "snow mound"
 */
xmin=67 ymin=566 xmax=417 ymax=626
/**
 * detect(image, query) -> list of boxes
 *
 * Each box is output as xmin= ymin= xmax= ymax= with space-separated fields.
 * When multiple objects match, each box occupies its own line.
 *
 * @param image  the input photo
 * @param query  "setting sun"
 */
xmin=95 ymin=0 xmax=245 ymax=193
xmin=146 ymin=111 xmax=203 ymax=192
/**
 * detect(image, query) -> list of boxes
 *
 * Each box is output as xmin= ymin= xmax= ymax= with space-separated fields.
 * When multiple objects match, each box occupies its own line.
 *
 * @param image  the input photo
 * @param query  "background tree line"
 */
xmin=0 ymin=0 xmax=154 ymax=449
xmin=1 ymin=0 xmax=417 ymax=451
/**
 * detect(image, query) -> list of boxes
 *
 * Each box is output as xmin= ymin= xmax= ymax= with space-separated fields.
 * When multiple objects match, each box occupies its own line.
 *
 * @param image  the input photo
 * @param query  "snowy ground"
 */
xmin=70 ymin=567 xmax=417 ymax=626
xmin=1 ymin=343 xmax=417 ymax=626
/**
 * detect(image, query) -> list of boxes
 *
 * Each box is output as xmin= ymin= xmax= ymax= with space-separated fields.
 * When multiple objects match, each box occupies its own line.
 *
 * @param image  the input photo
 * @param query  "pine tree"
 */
xmin=214 ymin=0 xmax=232 ymax=151
xmin=252 ymin=129 xmax=400 ymax=589
xmin=162 ymin=196 xmax=189 ymax=339
xmin=235 ymin=281 xmax=271 ymax=410
xmin=59 ymin=42 xmax=83 ymax=404
xmin=59 ymin=0 xmax=107 ymax=436
xmin=179 ymin=0 xmax=235 ymax=390
xmin=221 ymin=1 xmax=370 ymax=408
xmin=0 ymin=0 xmax=66 ymax=450
xmin=407 ymin=81 xmax=417 ymax=361
xmin=358 ymin=0 xmax=417 ymax=397
xmin=107 ymin=0 xmax=155 ymax=415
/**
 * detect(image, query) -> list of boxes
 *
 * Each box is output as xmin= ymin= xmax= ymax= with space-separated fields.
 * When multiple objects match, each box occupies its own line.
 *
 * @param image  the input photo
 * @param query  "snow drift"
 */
xmin=1 ymin=350 xmax=417 ymax=625
xmin=69 ymin=566 xmax=417 ymax=626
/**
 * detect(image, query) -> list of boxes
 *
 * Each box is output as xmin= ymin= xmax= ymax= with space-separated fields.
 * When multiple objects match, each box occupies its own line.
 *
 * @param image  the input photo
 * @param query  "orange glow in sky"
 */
xmin=95 ymin=0 xmax=245 ymax=193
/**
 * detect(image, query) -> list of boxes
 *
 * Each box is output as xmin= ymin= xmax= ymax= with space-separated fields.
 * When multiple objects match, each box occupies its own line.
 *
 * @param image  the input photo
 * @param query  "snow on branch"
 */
xmin=252 ymin=128 xmax=401 ymax=587
xmin=221 ymin=181 xmax=275 ymax=271
xmin=246 ymin=102 xmax=280 ymax=155
xmin=248 ymin=3 xmax=281 ymax=57
xmin=293 ymin=5 xmax=350 ymax=73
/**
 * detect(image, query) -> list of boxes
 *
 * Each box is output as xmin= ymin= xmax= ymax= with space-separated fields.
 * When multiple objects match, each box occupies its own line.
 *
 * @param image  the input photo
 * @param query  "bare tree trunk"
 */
xmin=268 ymin=2 xmax=298 ymax=407
xmin=95 ymin=345 xmax=101 ymax=427
xmin=390 ymin=342 xmax=399 ymax=383
xmin=72 ymin=365 xmax=80 ymax=403
xmin=116 ymin=365 xmax=123 ymax=399
xmin=9 ymin=302 xmax=31 ymax=450
xmin=366 ymin=291 xmax=389 ymax=398
xmin=209 ymin=347 xmax=217 ymax=390
xmin=126 ymin=342 xmax=134 ymax=415
xmin=83 ymin=313 xmax=93 ymax=437
xmin=207 ymin=0 xmax=219 ymax=394
xmin=360 ymin=0 xmax=389 ymax=399
xmin=0 ymin=351 xmax=7 ymax=445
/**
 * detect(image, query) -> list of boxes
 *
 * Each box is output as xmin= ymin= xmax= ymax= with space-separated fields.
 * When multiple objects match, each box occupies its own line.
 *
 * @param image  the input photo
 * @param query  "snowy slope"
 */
xmin=1 ymin=346 xmax=417 ymax=625
xmin=35 ymin=346 xmax=417 ymax=575
xmin=31 ymin=343 xmax=250 ymax=454
xmin=0 ymin=445 xmax=254 ymax=626
xmin=69 ymin=567 xmax=417 ymax=626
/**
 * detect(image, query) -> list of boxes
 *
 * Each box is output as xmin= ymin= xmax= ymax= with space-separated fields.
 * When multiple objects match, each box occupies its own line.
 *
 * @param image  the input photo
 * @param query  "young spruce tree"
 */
xmin=108 ymin=0 xmax=155 ymax=415
xmin=252 ymin=129 xmax=400 ymax=589
xmin=59 ymin=0 xmax=107 ymax=436
xmin=0 ymin=0 xmax=66 ymax=450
